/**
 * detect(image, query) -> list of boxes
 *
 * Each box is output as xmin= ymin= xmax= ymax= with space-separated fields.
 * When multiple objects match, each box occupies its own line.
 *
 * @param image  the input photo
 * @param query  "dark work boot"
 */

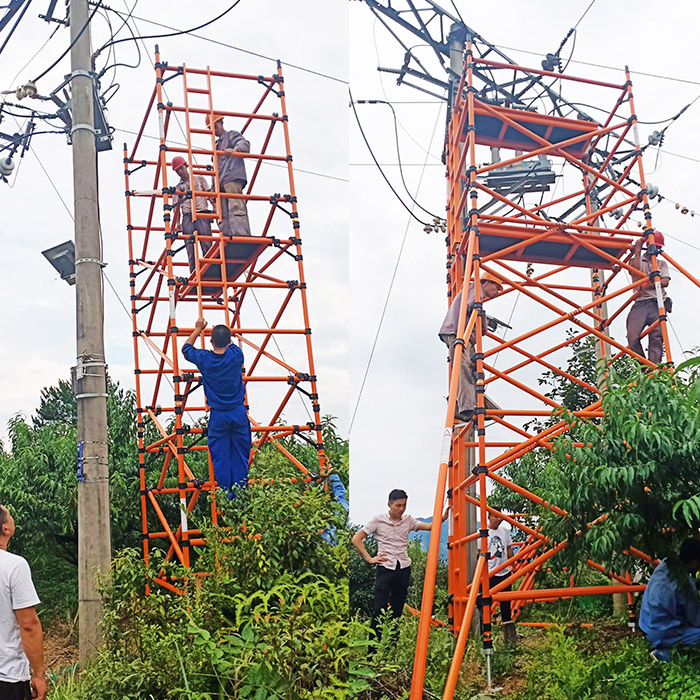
xmin=503 ymin=621 xmax=517 ymax=646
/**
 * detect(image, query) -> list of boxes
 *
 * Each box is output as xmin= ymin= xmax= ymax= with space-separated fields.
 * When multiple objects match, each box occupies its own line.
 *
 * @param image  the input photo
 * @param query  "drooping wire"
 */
xmin=93 ymin=1 xmax=243 ymax=57
xmin=100 ymin=5 xmax=347 ymax=84
xmin=371 ymin=18 xmax=442 ymax=161
xmin=350 ymin=88 xmax=432 ymax=228
xmin=349 ymin=101 xmax=444 ymax=433
xmin=96 ymin=1 xmax=142 ymax=93
xmin=355 ymin=99 xmax=442 ymax=220
xmin=1 ymin=23 xmax=60 ymax=98
xmin=32 ymin=2 xmax=103 ymax=83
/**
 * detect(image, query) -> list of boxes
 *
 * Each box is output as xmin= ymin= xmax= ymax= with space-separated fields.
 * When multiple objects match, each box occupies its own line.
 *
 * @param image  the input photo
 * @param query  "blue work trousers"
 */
xmin=646 ymin=625 xmax=700 ymax=651
xmin=208 ymin=405 xmax=251 ymax=493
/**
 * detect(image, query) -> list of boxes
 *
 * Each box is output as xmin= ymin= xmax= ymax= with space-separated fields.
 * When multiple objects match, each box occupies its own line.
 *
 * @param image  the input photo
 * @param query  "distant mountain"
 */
xmin=409 ymin=517 xmax=450 ymax=561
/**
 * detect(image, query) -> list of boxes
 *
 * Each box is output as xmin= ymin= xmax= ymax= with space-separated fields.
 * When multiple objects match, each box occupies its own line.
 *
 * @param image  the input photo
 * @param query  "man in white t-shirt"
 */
xmin=352 ymin=489 xmax=449 ymax=636
xmin=0 ymin=504 xmax=46 ymax=700
xmin=481 ymin=510 xmax=517 ymax=645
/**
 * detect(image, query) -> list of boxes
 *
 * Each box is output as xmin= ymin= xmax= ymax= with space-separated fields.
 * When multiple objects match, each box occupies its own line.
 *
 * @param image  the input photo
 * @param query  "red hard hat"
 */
xmin=653 ymin=230 xmax=665 ymax=247
xmin=171 ymin=156 xmax=187 ymax=170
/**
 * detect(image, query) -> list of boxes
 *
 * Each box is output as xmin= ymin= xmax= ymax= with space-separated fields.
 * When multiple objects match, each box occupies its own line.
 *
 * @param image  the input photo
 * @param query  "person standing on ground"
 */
xmin=640 ymin=538 xmax=700 ymax=662
xmin=207 ymin=114 xmax=252 ymax=238
xmin=626 ymin=230 xmax=671 ymax=364
xmin=438 ymin=272 xmax=503 ymax=423
xmin=0 ymin=504 xmax=46 ymax=700
xmin=171 ymin=156 xmax=214 ymax=273
xmin=481 ymin=510 xmax=517 ymax=645
xmin=182 ymin=318 xmax=252 ymax=499
xmin=352 ymin=489 xmax=449 ymax=636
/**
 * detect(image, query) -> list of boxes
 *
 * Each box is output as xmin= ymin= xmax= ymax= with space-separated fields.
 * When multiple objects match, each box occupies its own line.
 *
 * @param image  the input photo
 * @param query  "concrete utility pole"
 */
xmin=69 ymin=0 xmax=112 ymax=663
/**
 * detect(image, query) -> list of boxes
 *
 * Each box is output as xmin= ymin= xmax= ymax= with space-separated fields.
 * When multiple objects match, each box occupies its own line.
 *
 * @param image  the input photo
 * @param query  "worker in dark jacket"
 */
xmin=626 ymin=230 xmax=671 ymax=364
xmin=640 ymin=538 xmax=700 ymax=662
xmin=438 ymin=272 xmax=503 ymax=423
xmin=206 ymin=114 xmax=252 ymax=237
xmin=171 ymin=156 xmax=213 ymax=272
xmin=182 ymin=317 xmax=251 ymax=498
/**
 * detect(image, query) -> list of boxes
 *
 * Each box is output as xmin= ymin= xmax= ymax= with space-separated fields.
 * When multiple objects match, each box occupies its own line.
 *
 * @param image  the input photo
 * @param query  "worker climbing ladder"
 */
xmin=123 ymin=52 xmax=328 ymax=593
xmin=410 ymin=44 xmax=700 ymax=699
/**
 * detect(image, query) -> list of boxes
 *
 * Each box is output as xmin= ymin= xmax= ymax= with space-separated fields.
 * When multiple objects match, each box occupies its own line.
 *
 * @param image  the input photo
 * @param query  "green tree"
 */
xmin=492 ymin=338 xmax=700 ymax=573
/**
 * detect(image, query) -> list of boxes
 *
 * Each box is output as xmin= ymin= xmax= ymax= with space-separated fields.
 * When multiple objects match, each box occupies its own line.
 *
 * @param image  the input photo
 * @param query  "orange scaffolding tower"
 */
xmin=410 ymin=47 xmax=700 ymax=698
xmin=123 ymin=53 xmax=328 ymax=594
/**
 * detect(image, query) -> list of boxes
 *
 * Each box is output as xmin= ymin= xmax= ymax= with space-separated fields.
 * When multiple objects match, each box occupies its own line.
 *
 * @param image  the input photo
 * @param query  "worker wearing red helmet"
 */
xmin=438 ymin=272 xmax=503 ymax=423
xmin=627 ymin=230 xmax=671 ymax=364
xmin=206 ymin=114 xmax=252 ymax=237
xmin=171 ymin=156 xmax=214 ymax=273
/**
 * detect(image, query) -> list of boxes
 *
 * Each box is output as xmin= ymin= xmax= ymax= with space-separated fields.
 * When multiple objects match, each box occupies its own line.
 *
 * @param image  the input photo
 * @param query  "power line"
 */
xmin=350 ymin=163 xmax=443 ymax=166
xmin=99 ymin=4 xmax=347 ymax=85
xmin=573 ymin=0 xmax=597 ymax=30
xmin=355 ymin=99 xmax=443 ymax=219
xmin=0 ymin=0 xmax=31 ymax=58
xmin=372 ymin=18 xmax=443 ymax=161
xmin=2 ymin=23 xmax=59 ymax=94
xmin=350 ymin=89 xmax=432 ymax=227
xmin=493 ymin=42 xmax=700 ymax=87
xmin=349 ymin=101 xmax=443 ymax=433
xmin=113 ymin=127 xmax=347 ymax=182
xmin=94 ymin=0 xmax=243 ymax=56
xmin=96 ymin=0 xmax=142 ymax=93
xmin=32 ymin=2 xmax=102 ymax=82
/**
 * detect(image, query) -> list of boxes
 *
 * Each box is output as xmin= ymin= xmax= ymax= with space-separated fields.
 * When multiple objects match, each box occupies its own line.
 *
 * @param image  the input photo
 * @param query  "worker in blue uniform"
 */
xmin=322 ymin=473 xmax=349 ymax=545
xmin=639 ymin=538 xmax=700 ymax=662
xmin=182 ymin=317 xmax=251 ymax=499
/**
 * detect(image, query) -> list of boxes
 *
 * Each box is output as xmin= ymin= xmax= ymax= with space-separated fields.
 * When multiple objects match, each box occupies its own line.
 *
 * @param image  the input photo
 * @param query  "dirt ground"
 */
xmin=43 ymin=615 xmax=79 ymax=675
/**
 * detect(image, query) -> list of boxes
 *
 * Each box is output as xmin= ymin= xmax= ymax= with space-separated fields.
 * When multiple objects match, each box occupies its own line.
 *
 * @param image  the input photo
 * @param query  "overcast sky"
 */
xmin=0 ymin=1 xmax=348 ymax=446
xmin=349 ymin=0 xmax=700 ymax=524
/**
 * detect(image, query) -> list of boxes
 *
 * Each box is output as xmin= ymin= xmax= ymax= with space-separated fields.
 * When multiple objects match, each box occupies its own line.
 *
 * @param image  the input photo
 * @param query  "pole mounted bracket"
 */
xmin=67 ymin=69 xmax=95 ymax=81
xmin=75 ymin=257 xmax=107 ymax=267
xmin=71 ymin=123 xmax=96 ymax=137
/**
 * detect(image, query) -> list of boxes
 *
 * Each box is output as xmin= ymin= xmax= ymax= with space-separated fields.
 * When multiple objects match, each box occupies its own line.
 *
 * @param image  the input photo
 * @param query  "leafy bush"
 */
xmin=0 ymin=379 xmax=146 ymax=614
xmin=492 ymin=341 xmax=700 ymax=577
xmin=45 ymin=441 xmax=349 ymax=698
xmin=513 ymin=625 xmax=700 ymax=700
xmin=0 ymin=377 xmax=350 ymax=697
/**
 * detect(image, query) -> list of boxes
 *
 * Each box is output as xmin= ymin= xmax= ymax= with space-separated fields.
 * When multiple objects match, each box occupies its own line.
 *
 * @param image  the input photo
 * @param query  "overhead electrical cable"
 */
xmin=1 ymin=23 xmax=60 ymax=98
xmin=350 ymin=89 xmax=432 ymax=227
xmin=32 ymin=2 xmax=102 ymax=82
xmin=372 ymin=19 xmax=442 ymax=161
xmin=573 ymin=0 xmax=597 ymax=29
xmin=93 ymin=0 xmax=243 ymax=56
xmin=349 ymin=101 xmax=443 ymax=433
xmin=355 ymin=99 xmax=443 ymax=220
xmin=99 ymin=4 xmax=346 ymax=84
xmin=0 ymin=0 xmax=32 ymax=58
xmin=493 ymin=42 xmax=700 ymax=87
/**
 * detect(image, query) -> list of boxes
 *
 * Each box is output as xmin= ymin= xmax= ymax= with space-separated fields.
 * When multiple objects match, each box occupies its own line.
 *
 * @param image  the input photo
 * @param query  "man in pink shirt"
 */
xmin=352 ymin=489 xmax=449 ymax=636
